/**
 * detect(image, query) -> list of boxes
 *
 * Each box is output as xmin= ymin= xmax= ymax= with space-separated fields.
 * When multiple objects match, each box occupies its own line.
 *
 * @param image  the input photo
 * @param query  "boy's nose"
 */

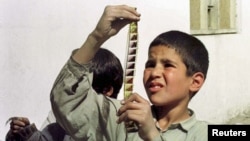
xmin=150 ymin=66 xmax=163 ymax=77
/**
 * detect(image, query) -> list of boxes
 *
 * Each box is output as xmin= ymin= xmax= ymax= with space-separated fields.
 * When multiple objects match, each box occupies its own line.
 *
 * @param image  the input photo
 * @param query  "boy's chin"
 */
xmin=148 ymin=96 xmax=163 ymax=105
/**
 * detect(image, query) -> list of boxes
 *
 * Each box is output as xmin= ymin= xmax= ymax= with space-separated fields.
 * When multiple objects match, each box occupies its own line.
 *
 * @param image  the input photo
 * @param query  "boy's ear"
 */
xmin=190 ymin=72 xmax=205 ymax=93
xmin=103 ymin=86 xmax=114 ymax=97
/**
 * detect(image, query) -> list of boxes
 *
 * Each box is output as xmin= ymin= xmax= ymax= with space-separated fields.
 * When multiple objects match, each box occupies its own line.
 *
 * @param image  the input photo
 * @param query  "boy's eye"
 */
xmin=145 ymin=60 xmax=155 ymax=68
xmin=164 ymin=63 xmax=173 ymax=68
xmin=162 ymin=59 xmax=174 ymax=68
xmin=145 ymin=60 xmax=174 ymax=69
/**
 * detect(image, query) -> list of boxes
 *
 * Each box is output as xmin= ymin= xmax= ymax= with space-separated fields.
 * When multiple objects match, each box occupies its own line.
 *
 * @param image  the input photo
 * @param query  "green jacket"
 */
xmin=50 ymin=56 xmax=208 ymax=141
xmin=50 ymin=57 xmax=128 ymax=141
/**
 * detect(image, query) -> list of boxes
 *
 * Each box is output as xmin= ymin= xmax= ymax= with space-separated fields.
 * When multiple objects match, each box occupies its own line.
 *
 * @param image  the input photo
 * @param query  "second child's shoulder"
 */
xmin=106 ymin=96 xmax=122 ymax=109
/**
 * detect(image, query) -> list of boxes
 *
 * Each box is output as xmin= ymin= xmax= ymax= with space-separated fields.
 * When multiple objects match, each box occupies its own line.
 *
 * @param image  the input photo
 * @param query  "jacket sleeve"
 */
xmin=50 ymin=57 xmax=120 ymax=140
xmin=39 ymin=110 xmax=56 ymax=130
xmin=27 ymin=123 xmax=68 ymax=141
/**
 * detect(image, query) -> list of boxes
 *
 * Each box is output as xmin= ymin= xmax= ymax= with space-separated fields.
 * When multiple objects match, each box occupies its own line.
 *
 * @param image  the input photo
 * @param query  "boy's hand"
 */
xmin=8 ymin=117 xmax=30 ymax=134
xmin=73 ymin=5 xmax=141 ymax=64
xmin=117 ymin=93 xmax=160 ymax=140
xmin=92 ymin=5 xmax=141 ymax=41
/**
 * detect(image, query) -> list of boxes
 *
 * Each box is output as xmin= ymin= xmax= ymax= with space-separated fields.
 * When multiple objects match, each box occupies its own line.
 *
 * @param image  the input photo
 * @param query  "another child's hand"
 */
xmin=8 ymin=117 xmax=30 ymax=134
xmin=117 ymin=93 xmax=160 ymax=140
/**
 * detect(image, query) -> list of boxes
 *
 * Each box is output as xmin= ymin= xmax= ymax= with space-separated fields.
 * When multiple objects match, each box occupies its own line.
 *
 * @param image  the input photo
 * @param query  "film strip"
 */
xmin=123 ymin=21 xmax=139 ymax=132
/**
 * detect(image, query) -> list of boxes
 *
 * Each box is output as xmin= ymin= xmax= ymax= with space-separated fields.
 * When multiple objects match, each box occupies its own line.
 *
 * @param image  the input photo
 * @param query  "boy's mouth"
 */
xmin=147 ymin=82 xmax=163 ymax=93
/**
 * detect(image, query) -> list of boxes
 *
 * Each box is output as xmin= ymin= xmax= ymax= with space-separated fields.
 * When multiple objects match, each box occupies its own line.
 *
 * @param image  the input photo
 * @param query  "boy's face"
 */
xmin=143 ymin=45 xmax=193 ymax=107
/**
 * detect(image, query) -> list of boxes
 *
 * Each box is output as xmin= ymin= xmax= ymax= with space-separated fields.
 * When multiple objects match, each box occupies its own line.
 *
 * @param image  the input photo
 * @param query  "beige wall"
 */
xmin=1 ymin=0 xmax=250 ymax=139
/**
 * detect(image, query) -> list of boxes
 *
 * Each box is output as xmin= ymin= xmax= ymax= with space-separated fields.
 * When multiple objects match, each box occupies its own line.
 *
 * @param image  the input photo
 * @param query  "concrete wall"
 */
xmin=1 ymin=0 xmax=250 ymax=139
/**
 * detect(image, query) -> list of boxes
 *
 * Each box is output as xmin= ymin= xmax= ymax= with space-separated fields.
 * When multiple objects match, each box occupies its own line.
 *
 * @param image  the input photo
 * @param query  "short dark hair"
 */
xmin=149 ymin=30 xmax=209 ymax=79
xmin=91 ymin=48 xmax=123 ymax=99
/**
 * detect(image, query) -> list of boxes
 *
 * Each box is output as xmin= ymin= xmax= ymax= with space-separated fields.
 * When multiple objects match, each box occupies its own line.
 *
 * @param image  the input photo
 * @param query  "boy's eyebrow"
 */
xmin=146 ymin=58 xmax=173 ymax=63
xmin=145 ymin=58 xmax=155 ymax=63
xmin=161 ymin=59 xmax=178 ymax=66
xmin=161 ymin=58 xmax=173 ymax=63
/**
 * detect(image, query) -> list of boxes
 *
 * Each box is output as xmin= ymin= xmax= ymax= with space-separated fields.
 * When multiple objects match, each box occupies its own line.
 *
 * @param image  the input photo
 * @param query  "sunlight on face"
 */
xmin=143 ymin=45 xmax=192 ymax=107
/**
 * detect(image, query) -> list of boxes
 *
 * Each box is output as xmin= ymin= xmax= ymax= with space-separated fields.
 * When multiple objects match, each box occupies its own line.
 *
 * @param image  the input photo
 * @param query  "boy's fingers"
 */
xmin=106 ymin=5 xmax=140 ymax=21
xmin=124 ymin=93 xmax=149 ymax=104
xmin=20 ymin=117 xmax=30 ymax=125
xmin=9 ymin=117 xmax=30 ymax=126
xmin=118 ymin=101 xmax=137 ymax=115
xmin=11 ymin=124 xmax=24 ymax=131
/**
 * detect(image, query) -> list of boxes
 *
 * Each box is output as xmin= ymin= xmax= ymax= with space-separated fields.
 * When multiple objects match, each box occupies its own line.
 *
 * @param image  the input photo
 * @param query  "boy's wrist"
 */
xmin=141 ymin=128 xmax=161 ymax=141
xmin=89 ymin=30 xmax=108 ymax=45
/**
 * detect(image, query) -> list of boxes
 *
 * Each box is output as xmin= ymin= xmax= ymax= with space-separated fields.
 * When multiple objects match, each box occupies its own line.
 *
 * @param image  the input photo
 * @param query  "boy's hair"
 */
xmin=91 ymin=48 xmax=123 ymax=99
xmin=149 ymin=30 xmax=209 ymax=79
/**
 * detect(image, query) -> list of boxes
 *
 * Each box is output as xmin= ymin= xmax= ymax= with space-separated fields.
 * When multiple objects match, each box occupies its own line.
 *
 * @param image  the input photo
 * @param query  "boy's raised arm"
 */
xmin=50 ymin=5 xmax=140 ymax=141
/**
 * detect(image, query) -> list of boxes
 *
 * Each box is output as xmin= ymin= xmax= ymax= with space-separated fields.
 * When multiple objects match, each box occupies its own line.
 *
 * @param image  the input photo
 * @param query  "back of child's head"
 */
xmin=149 ymin=30 xmax=209 ymax=79
xmin=91 ymin=48 xmax=123 ymax=99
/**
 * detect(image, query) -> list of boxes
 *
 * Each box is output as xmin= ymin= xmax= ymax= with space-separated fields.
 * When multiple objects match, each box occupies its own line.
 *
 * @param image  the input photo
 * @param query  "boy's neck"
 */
xmin=153 ymin=106 xmax=190 ymax=130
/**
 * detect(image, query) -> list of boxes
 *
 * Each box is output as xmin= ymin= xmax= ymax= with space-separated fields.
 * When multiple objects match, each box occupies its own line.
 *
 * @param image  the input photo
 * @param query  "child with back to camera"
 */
xmin=5 ymin=48 xmax=123 ymax=141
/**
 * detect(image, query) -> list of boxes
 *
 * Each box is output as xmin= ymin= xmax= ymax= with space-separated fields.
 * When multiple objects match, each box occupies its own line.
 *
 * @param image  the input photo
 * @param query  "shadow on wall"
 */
xmin=225 ymin=105 xmax=250 ymax=124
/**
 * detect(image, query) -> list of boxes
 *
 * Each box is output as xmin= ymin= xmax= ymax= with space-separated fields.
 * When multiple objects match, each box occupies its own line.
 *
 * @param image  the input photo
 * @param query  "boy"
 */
xmin=6 ymin=48 xmax=123 ymax=141
xmin=50 ymin=5 xmax=209 ymax=141
xmin=117 ymin=30 xmax=209 ymax=140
